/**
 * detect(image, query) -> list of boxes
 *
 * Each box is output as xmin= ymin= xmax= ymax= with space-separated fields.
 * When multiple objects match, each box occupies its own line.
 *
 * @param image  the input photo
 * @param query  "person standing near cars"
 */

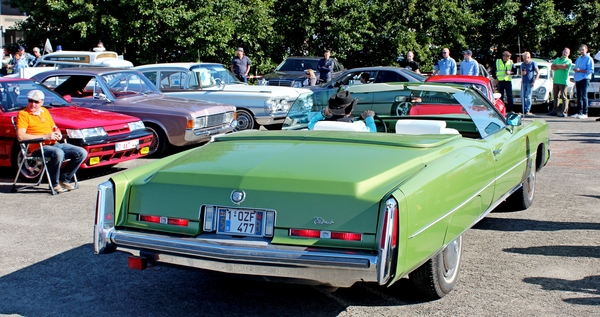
xmin=230 ymin=47 xmax=251 ymax=83
xmin=549 ymin=47 xmax=572 ymax=117
xmin=571 ymin=44 xmax=594 ymax=119
xmin=401 ymin=51 xmax=420 ymax=73
xmin=303 ymin=69 xmax=317 ymax=86
xmin=317 ymin=50 xmax=334 ymax=83
xmin=520 ymin=52 xmax=540 ymax=115
xmin=460 ymin=50 xmax=479 ymax=76
xmin=434 ymin=48 xmax=456 ymax=75
xmin=492 ymin=51 xmax=517 ymax=113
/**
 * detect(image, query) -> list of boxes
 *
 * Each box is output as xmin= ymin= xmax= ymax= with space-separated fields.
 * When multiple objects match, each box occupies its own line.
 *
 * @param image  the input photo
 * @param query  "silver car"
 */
xmin=135 ymin=63 xmax=311 ymax=130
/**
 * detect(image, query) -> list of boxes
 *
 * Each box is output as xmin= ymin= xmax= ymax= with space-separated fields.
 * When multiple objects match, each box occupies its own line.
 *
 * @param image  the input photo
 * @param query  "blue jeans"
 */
xmin=236 ymin=73 xmax=247 ymax=83
xmin=32 ymin=143 xmax=87 ymax=185
xmin=522 ymin=82 xmax=533 ymax=113
xmin=575 ymin=79 xmax=589 ymax=115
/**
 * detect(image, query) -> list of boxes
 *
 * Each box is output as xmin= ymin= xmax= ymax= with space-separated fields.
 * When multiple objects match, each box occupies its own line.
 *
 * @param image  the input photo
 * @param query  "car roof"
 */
xmin=31 ymin=67 xmax=138 ymax=77
xmin=284 ymin=56 xmax=322 ymax=60
xmin=0 ymin=77 xmax=32 ymax=83
xmin=135 ymin=62 xmax=224 ymax=69
xmin=426 ymin=75 xmax=491 ymax=84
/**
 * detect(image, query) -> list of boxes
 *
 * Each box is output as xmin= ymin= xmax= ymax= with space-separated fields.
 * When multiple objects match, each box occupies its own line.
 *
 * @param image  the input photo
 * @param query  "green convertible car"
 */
xmin=94 ymin=83 xmax=550 ymax=299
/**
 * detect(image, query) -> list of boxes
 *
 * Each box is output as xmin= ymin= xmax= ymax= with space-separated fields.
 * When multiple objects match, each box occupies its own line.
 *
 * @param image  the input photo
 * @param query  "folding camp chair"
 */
xmin=11 ymin=116 xmax=79 ymax=195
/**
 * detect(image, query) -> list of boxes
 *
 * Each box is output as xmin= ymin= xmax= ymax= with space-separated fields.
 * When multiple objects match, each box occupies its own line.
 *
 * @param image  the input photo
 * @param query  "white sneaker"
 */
xmin=577 ymin=114 xmax=588 ymax=119
xmin=570 ymin=114 xmax=579 ymax=118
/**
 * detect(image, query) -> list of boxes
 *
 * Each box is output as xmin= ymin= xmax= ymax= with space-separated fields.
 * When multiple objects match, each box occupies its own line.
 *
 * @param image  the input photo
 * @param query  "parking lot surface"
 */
xmin=0 ymin=116 xmax=599 ymax=316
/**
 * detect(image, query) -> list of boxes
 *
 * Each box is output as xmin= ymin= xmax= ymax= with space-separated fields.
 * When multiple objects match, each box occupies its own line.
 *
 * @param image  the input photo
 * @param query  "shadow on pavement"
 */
xmin=0 ymin=244 xmax=428 ymax=316
xmin=523 ymin=275 xmax=600 ymax=306
xmin=473 ymin=217 xmax=600 ymax=232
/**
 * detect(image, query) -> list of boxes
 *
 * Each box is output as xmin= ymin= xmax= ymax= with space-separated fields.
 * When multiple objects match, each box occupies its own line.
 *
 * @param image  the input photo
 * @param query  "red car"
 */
xmin=0 ymin=78 xmax=153 ymax=178
xmin=426 ymin=75 xmax=506 ymax=116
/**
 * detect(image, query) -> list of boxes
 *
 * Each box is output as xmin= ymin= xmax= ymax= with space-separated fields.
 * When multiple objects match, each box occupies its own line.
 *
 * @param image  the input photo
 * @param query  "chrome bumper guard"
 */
xmin=108 ymin=230 xmax=379 ymax=287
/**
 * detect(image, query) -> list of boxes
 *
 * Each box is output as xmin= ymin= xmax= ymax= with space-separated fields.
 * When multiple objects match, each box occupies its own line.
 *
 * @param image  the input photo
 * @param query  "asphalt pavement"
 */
xmin=0 ymin=115 xmax=599 ymax=317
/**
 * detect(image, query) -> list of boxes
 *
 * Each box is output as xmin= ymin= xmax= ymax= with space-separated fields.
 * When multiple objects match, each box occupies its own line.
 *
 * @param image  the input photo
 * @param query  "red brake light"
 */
xmin=331 ymin=232 xmax=362 ymax=241
xmin=140 ymin=215 xmax=160 ymax=223
xmin=290 ymin=229 xmax=320 ymax=238
xmin=139 ymin=215 xmax=188 ymax=227
xmin=168 ymin=218 xmax=189 ymax=226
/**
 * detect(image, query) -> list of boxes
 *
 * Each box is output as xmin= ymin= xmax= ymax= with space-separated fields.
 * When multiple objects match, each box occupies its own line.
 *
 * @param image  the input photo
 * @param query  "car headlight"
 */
xmin=127 ymin=120 xmax=145 ymax=131
xmin=66 ymin=127 xmax=108 ymax=140
xmin=292 ymin=81 xmax=302 ymax=88
xmin=264 ymin=98 xmax=290 ymax=115
xmin=258 ymin=78 xmax=268 ymax=86
xmin=224 ymin=111 xmax=235 ymax=123
xmin=194 ymin=117 xmax=207 ymax=129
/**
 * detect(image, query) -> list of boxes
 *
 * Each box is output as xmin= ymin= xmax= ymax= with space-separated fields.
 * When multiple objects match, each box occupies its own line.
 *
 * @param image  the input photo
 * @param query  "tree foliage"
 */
xmin=6 ymin=0 xmax=600 ymax=74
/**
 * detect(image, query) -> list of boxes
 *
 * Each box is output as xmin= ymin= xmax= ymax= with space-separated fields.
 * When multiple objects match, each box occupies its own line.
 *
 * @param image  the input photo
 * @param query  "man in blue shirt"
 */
xmin=434 ymin=48 xmax=457 ymax=75
xmin=571 ymin=44 xmax=594 ymax=119
xmin=520 ymin=52 xmax=540 ymax=115
xmin=460 ymin=50 xmax=479 ymax=76
xmin=317 ymin=50 xmax=334 ymax=83
xmin=230 ymin=47 xmax=251 ymax=83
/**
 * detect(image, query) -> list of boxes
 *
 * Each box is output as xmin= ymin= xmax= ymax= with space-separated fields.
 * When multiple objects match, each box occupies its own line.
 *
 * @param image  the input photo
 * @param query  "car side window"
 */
xmin=142 ymin=71 xmax=157 ymax=86
xmin=375 ymin=71 xmax=408 ymax=83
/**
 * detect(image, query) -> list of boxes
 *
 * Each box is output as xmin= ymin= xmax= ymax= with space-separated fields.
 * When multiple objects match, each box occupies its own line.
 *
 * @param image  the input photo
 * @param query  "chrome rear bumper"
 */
xmin=105 ymin=229 xmax=379 ymax=287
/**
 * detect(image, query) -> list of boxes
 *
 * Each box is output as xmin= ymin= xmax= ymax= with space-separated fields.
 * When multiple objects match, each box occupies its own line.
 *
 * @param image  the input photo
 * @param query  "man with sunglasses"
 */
xmin=433 ymin=48 xmax=457 ymax=75
xmin=16 ymin=90 xmax=87 ymax=193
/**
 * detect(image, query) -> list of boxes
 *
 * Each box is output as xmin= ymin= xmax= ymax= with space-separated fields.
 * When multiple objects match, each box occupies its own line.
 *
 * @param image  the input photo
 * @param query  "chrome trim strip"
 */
xmin=409 ymin=155 xmax=531 ymax=239
xmin=108 ymin=230 xmax=379 ymax=287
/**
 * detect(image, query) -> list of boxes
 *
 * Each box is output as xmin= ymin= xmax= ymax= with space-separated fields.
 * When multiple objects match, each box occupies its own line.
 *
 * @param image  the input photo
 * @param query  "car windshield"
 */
xmin=0 ymin=80 xmax=69 ymax=112
xmin=283 ymin=84 xmax=506 ymax=139
xmin=189 ymin=64 xmax=242 ymax=87
xmin=275 ymin=59 xmax=319 ymax=72
xmin=102 ymin=71 xmax=160 ymax=98
xmin=591 ymin=65 xmax=600 ymax=83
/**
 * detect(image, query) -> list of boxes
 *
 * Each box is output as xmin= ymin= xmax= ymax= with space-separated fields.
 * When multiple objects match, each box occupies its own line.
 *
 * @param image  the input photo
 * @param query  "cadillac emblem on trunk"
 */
xmin=230 ymin=190 xmax=246 ymax=205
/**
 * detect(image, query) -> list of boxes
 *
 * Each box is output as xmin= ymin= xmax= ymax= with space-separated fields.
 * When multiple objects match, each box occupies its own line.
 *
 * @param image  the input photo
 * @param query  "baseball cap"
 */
xmin=463 ymin=50 xmax=472 ymax=55
xmin=27 ymin=90 xmax=45 ymax=102
xmin=236 ymin=47 xmax=244 ymax=52
xmin=18 ymin=46 xmax=24 ymax=51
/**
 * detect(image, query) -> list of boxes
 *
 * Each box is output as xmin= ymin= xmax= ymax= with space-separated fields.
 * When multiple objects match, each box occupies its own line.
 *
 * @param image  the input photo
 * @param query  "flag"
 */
xmin=43 ymin=38 xmax=53 ymax=54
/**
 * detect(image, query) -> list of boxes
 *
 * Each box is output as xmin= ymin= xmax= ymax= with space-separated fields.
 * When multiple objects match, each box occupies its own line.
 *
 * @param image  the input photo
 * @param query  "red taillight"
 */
xmin=330 ymin=232 xmax=362 ymax=241
xmin=380 ymin=209 xmax=389 ymax=249
xmin=290 ymin=229 xmax=363 ymax=241
xmin=168 ymin=218 xmax=189 ymax=226
xmin=140 ymin=215 xmax=161 ymax=223
xmin=139 ymin=215 xmax=188 ymax=227
xmin=290 ymin=229 xmax=321 ymax=238
xmin=390 ymin=204 xmax=398 ymax=248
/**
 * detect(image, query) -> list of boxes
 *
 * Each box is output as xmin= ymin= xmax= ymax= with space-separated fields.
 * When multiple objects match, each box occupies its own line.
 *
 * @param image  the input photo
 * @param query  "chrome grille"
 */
xmin=268 ymin=80 xmax=293 ymax=87
xmin=207 ymin=113 xmax=226 ymax=127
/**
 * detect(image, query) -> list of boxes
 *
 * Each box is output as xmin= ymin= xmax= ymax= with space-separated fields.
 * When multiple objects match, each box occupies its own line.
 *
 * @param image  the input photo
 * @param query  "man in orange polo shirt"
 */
xmin=16 ymin=90 xmax=87 ymax=193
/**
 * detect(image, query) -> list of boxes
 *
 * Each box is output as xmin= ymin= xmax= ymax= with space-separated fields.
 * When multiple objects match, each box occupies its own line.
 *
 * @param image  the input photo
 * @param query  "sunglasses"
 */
xmin=27 ymin=99 xmax=42 ymax=104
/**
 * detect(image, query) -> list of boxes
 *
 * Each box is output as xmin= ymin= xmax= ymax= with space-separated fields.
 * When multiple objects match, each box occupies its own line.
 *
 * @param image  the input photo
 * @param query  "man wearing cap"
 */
xmin=460 ymin=50 xmax=479 ymax=76
xmin=16 ymin=90 xmax=87 ymax=193
xmin=230 ymin=47 xmax=251 ymax=83
xmin=308 ymin=91 xmax=377 ymax=132
xmin=492 ymin=51 xmax=517 ymax=112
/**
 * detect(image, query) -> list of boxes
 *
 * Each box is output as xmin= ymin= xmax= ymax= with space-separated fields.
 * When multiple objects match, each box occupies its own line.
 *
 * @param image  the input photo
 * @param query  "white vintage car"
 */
xmin=135 ymin=63 xmax=311 ymax=130
xmin=511 ymin=59 xmax=575 ymax=109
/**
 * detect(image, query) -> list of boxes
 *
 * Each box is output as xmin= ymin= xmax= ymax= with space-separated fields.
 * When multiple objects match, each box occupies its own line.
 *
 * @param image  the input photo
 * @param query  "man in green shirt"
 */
xmin=548 ymin=48 xmax=573 ymax=117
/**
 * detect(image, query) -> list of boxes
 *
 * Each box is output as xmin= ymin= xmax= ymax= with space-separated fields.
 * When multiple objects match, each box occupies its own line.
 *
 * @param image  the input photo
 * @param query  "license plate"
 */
xmin=590 ymin=101 xmax=600 ymax=106
xmin=217 ymin=208 xmax=264 ymax=236
xmin=514 ymin=98 xmax=522 ymax=103
xmin=115 ymin=139 xmax=139 ymax=151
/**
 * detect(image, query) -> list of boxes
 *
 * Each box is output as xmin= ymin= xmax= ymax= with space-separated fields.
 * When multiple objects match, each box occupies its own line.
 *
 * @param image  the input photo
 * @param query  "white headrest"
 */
xmin=395 ymin=120 xmax=459 ymax=135
xmin=313 ymin=120 xmax=367 ymax=132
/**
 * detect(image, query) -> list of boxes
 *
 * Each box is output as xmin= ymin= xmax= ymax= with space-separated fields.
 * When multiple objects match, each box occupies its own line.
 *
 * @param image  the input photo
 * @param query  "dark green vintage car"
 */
xmin=94 ymin=83 xmax=550 ymax=299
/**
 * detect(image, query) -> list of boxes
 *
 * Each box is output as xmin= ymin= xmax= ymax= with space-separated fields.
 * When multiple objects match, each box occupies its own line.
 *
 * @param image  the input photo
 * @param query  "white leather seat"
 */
xmin=395 ymin=120 xmax=460 ymax=135
xmin=313 ymin=120 xmax=368 ymax=132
